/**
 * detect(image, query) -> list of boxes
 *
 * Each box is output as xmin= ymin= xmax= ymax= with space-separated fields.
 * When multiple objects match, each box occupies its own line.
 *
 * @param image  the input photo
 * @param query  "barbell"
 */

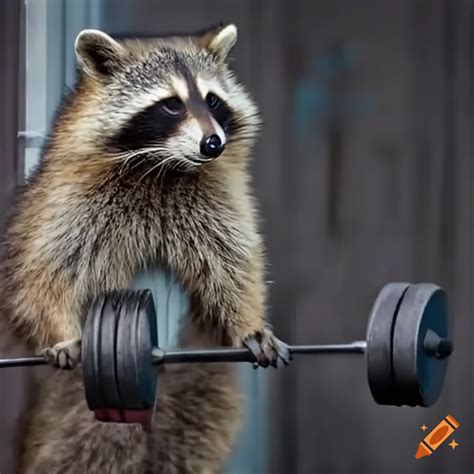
xmin=0 ymin=282 xmax=453 ymax=425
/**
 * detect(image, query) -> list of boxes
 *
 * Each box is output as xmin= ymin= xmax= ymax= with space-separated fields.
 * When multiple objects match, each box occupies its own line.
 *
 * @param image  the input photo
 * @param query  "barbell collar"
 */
xmin=423 ymin=329 xmax=453 ymax=360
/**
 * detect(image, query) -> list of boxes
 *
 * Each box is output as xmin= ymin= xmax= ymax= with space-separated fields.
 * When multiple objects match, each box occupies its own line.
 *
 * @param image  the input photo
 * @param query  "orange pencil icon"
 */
xmin=415 ymin=415 xmax=460 ymax=459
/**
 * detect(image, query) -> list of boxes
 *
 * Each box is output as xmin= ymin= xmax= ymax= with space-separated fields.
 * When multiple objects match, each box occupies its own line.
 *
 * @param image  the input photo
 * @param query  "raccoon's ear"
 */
xmin=196 ymin=23 xmax=238 ymax=61
xmin=75 ymin=29 xmax=126 ymax=77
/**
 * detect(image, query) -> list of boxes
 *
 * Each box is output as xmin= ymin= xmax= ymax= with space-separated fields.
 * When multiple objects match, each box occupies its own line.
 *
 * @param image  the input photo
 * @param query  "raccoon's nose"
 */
xmin=200 ymin=134 xmax=225 ymax=158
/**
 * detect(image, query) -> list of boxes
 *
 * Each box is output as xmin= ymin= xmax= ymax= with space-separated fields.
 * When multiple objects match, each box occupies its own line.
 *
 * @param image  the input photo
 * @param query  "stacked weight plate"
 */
xmin=366 ymin=282 xmax=451 ymax=407
xmin=82 ymin=289 xmax=158 ymax=424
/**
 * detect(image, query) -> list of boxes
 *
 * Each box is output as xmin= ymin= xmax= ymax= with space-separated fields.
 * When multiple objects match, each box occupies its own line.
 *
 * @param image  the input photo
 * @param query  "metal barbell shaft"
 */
xmin=0 ymin=341 xmax=368 ymax=369
xmin=152 ymin=341 xmax=367 ymax=364
xmin=0 ymin=357 xmax=47 ymax=368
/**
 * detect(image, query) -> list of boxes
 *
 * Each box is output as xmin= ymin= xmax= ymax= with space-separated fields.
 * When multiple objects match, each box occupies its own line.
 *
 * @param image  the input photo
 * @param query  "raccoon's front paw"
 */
xmin=41 ymin=339 xmax=82 ymax=369
xmin=243 ymin=328 xmax=291 ymax=369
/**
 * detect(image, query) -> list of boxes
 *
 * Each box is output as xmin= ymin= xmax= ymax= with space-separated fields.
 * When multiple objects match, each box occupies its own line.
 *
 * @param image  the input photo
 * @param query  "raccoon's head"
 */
xmin=71 ymin=23 xmax=259 ymax=170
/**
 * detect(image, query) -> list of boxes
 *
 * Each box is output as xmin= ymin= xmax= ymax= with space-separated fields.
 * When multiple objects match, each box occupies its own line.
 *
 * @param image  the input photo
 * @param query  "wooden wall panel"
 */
xmin=0 ymin=2 xmax=32 ymax=474
xmin=268 ymin=1 xmax=473 ymax=473
xmin=0 ymin=0 xmax=22 ymax=219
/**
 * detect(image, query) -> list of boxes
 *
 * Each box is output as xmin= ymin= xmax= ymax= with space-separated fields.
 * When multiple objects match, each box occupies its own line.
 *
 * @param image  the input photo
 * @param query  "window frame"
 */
xmin=21 ymin=0 xmax=101 ymax=176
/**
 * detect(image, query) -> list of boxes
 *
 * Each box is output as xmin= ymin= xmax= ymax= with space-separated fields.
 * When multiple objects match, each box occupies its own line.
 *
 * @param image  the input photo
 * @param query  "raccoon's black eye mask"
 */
xmin=106 ymin=99 xmax=184 ymax=152
xmin=205 ymin=93 xmax=237 ymax=135
xmin=161 ymin=97 xmax=185 ymax=117
xmin=106 ymin=93 xmax=237 ymax=153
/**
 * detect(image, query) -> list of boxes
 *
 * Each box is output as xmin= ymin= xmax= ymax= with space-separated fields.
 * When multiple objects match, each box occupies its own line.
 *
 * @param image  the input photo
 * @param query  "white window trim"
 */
xmin=21 ymin=0 xmax=101 ymax=176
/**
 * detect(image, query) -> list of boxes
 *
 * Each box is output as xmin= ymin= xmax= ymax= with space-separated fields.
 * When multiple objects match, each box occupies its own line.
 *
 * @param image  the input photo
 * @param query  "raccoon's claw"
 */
xmin=41 ymin=339 xmax=82 ymax=370
xmin=243 ymin=328 xmax=292 ymax=369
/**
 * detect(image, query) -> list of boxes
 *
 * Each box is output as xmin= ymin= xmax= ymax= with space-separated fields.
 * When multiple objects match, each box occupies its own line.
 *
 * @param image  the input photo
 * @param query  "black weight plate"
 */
xmin=144 ymin=290 xmax=158 ymax=354
xmin=83 ymin=295 xmax=108 ymax=411
xmin=115 ymin=292 xmax=139 ymax=409
xmin=135 ymin=290 xmax=158 ymax=409
xmin=392 ymin=283 xmax=449 ymax=407
xmin=98 ymin=293 xmax=122 ymax=409
xmin=366 ymin=282 xmax=411 ymax=405
xmin=116 ymin=290 xmax=155 ymax=410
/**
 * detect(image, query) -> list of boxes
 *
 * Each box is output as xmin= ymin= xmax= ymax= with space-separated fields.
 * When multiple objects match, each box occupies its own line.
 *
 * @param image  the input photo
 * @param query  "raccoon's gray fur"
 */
xmin=1 ymin=23 xmax=289 ymax=473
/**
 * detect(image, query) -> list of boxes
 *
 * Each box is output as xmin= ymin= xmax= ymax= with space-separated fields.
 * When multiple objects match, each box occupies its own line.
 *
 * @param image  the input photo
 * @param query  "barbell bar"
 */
xmin=0 ymin=342 xmax=367 ymax=369
xmin=151 ymin=341 xmax=368 ymax=364
xmin=0 ymin=282 xmax=453 ymax=425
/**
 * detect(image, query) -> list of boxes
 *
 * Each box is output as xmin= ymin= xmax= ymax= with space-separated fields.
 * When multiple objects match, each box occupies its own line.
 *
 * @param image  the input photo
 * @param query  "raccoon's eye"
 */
xmin=161 ymin=97 xmax=185 ymax=116
xmin=206 ymin=93 xmax=222 ymax=110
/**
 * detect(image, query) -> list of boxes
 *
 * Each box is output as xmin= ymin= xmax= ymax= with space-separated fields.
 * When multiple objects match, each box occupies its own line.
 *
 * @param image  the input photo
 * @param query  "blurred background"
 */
xmin=0 ymin=0 xmax=472 ymax=473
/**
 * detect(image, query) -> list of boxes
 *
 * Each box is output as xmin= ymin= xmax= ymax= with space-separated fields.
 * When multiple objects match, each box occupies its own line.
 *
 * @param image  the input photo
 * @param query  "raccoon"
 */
xmin=1 ymin=23 xmax=290 ymax=473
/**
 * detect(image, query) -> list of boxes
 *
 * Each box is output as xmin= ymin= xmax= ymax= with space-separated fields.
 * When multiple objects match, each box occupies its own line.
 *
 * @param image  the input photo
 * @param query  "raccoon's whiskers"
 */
xmin=156 ymin=156 xmax=176 ymax=181
xmin=112 ymin=146 xmax=170 ymax=175
xmin=136 ymin=162 xmax=161 ymax=183
xmin=136 ymin=155 xmax=177 ymax=184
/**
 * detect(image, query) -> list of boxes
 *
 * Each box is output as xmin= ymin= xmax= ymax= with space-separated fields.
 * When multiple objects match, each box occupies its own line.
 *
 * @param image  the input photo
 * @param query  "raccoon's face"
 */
xmin=74 ymin=24 xmax=259 ymax=170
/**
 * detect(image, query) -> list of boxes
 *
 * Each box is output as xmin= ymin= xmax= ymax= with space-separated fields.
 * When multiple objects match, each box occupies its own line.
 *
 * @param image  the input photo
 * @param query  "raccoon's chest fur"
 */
xmin=109 ymin=167 xmax=256 ymax=263
xmin=65 ymin=165 xmax=256 ymax=316
xmin=97 ymin=167 xmax=255 ymax=345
